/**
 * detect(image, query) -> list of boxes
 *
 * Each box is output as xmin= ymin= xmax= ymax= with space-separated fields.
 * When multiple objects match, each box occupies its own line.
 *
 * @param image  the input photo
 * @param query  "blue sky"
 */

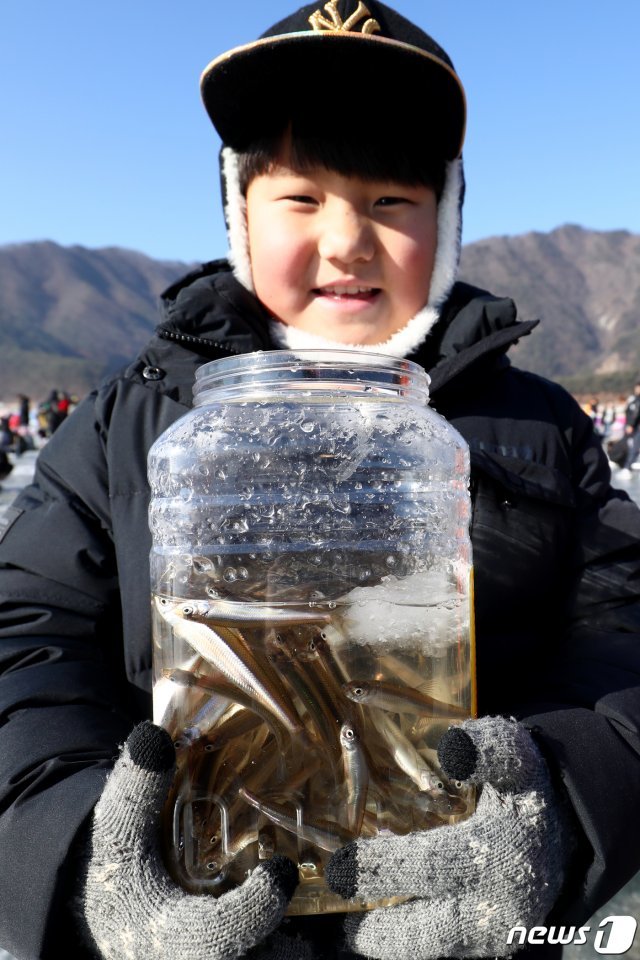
xmin=2 ymin=0 xmax=639 ymax=263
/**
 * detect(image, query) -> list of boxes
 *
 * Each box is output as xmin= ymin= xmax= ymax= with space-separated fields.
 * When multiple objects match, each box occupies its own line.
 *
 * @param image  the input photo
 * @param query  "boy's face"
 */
xmin=246 ymin=156 xmax=438 ymax=344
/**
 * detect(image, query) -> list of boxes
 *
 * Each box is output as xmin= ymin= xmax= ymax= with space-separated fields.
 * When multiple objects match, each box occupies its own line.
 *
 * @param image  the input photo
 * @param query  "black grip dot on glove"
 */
xmin=126 ymin=720 xmax=176 ymax=772
xmin=258 ymin=855 xmax=300 ymax=902
xmin=325 ymin=842 xmax=359 ymax=900
xmin=437 ymin=725 xmax=478 ymax=782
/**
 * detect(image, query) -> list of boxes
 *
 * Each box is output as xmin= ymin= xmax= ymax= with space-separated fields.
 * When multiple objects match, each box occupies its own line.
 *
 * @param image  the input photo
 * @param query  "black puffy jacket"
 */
xmin=1 ymin=261 xmax=639 ymax=959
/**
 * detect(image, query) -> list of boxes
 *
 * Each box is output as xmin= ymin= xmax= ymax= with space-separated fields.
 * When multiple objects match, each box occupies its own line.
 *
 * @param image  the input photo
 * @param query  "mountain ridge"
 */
xmin=0 ymin=241 xmax=191 ymax=401
xmin=458 ymin=224 xmax=640 ymax=387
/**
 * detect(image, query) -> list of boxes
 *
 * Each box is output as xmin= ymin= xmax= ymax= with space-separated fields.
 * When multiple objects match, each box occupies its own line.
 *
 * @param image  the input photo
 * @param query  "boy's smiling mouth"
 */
xmin=313 ymin=283 xmax=381 ymax=303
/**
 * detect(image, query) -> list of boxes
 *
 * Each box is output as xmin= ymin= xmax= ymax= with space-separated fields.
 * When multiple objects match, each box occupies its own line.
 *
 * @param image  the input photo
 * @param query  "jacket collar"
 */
xmin=411 ymin=281 xmax=539 ymax=398
xmin=158 ymin=259 xmax=273 ymax=354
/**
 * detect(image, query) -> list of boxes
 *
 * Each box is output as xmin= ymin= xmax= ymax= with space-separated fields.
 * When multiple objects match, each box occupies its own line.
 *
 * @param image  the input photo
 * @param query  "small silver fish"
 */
xmin=238 ymin=736 xmax=285 ymax=798
xmin=200 ymin=705 xmax=264 ymax=749
xmin=276 ymin=754 xmax=324 ymax=795
xmin=165 ymin=667 xmax=285 ymax=742
xmin=309 ymin=628 xmax=349 ymax=687
xmin=152 ymin=652 xmax=199 ymax=728
xmin=238 ymin=787 xmax=354 ymax=853
xmin=182 ymin=798 xmax=229 ymax=884
xmin=186 ymin=694 xmax=234 ymax=740
xmin=204 ymin=826 xmax=258 ymax=868
xmin=343 ymin=679 xmax=467 ymax=719
xmin=379 ymin=653 xmax=436 ymax=690
xmin=258 ymin=826 xmax=277 ymax=860
xmin=155 ymin=597 xmax=301 ymax=734
xmin=371 ymin=710 xmax=451 ymax=804
xmin=268 ymin=640 xmax=343 ymax=759
xmin=189 ymin=595 xmax=332 ymax=627
xmin=340 ymin=722 xmax=369 ymax=834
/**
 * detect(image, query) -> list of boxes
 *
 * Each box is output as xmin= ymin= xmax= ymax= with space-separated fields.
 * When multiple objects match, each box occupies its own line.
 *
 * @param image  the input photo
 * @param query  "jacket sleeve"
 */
xmin=0 ymin=396 xmax=135 ymax=959
xmin=516 ymin=404 xmax=640 ymax=923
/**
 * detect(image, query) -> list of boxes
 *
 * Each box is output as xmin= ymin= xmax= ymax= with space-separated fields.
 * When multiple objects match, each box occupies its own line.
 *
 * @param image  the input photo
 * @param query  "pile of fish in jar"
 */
xmin=153 ymin=588 xmax=474 ymax=907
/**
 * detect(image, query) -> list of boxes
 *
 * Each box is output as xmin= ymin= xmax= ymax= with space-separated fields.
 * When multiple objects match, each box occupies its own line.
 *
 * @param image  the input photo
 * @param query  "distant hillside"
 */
xmin=1 ymin=226 xmax=639 ymax=403
xmin=0 ymin=242 xmax=190 ymax=401
xmin=459 ymin=225 xmax=640 ymax=392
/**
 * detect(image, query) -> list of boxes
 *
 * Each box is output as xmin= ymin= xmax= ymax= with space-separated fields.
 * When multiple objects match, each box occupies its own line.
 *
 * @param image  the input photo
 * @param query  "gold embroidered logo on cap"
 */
xmin=309 ymin=1 xmax=381 ymax=35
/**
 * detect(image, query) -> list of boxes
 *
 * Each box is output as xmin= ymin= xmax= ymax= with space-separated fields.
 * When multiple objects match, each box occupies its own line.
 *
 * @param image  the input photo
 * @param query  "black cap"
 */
xmin=200 ymin=0 xmax=466 ymax=160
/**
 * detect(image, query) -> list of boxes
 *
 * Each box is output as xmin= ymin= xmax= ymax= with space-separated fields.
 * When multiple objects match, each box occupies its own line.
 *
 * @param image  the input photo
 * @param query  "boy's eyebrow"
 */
xmin=260 ymin=170 xmax=315 ymax=182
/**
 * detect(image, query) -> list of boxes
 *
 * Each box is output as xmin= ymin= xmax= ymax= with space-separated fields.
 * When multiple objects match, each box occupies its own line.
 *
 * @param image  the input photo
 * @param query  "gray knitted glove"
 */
xmin=325 ymin=716 xmax=574 ymax=959
xmin=247 ymin=931 xmax=317 ymax=960
xmin=73 ymin=721 xmax=298 ymax=960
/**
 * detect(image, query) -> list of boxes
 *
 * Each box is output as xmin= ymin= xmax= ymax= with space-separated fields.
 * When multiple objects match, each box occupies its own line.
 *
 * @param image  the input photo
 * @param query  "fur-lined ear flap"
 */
xmin=427 ymin=158 xmax=464 ymax=309
xmin=221 ymin=147 xmax=254 ymax=292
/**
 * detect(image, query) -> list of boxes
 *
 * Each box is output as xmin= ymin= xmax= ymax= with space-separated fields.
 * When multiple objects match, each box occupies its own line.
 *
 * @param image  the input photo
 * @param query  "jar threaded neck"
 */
xmin=193 ymin=349 xmax=430 ymax=405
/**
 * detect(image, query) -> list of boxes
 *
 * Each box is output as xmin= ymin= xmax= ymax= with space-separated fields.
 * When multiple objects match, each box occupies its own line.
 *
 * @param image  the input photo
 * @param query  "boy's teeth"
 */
xmin=322 ymin=286 xmax=373 ymax=295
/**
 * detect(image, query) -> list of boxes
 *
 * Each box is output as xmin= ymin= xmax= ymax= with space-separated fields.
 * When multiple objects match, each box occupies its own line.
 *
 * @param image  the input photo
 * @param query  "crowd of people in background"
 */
xmin=0 ymin=390 xmax=77 ymax=490
xmin=582 ymin=380 xmax=640 ymax=476
xmin=34 ymin=389 xmax=74 ymax=439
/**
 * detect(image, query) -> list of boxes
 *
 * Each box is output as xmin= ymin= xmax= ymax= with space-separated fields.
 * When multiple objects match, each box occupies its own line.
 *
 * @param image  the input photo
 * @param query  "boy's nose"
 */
xmin=317 ymin=208 xmax=375 ymax=265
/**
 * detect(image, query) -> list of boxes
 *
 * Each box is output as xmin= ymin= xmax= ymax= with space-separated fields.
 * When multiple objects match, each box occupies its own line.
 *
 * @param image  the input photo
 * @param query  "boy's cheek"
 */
xmin=251 ymin=249 xmax=312 ymax=323
xmin=249 ymin=217 xmax=301 ymax=267
xmin=250 ymin=234 xmax=311 ymax=294
xmin=399 ymin=238 xmax=437 ymax=297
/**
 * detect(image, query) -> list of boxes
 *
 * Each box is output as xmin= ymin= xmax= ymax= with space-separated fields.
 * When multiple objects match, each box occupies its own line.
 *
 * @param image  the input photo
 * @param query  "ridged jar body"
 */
xmin=148 ymin=350 xmax=475 ymax=915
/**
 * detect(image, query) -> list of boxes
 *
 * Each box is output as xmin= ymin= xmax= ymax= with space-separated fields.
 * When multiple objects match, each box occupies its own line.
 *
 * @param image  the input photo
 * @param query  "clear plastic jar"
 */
xmin=148 ymin=349 xmax=476 ymax=915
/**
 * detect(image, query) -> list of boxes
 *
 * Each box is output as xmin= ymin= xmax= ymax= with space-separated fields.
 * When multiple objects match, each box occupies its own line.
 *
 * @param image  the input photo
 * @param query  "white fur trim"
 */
xmin=223 ymin=150 xmax=463 ymax=357
xmin=221 ymin=147 xmax=254 ymax=292
xmin=427 ymin=159 xmax=463 ymax=309
xmin=268 ymin=305 xmax=440 ymax=358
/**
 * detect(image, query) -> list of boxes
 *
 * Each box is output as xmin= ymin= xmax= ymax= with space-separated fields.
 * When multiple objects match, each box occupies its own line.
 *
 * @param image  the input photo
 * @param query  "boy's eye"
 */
xmin=376 ymin=196 xmax=409 ymax=207
xmin=285 ymin=195 xmax=317 ymax=205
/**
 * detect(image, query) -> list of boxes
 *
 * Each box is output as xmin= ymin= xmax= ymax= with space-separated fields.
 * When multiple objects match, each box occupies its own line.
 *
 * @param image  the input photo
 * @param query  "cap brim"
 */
xmin=201 ymin=32 xmax=466 ymax=160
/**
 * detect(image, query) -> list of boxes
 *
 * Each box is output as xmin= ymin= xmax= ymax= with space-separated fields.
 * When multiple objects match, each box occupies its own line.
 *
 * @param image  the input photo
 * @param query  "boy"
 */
xmin=1 ymin=3 xmax=640 ymax=959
